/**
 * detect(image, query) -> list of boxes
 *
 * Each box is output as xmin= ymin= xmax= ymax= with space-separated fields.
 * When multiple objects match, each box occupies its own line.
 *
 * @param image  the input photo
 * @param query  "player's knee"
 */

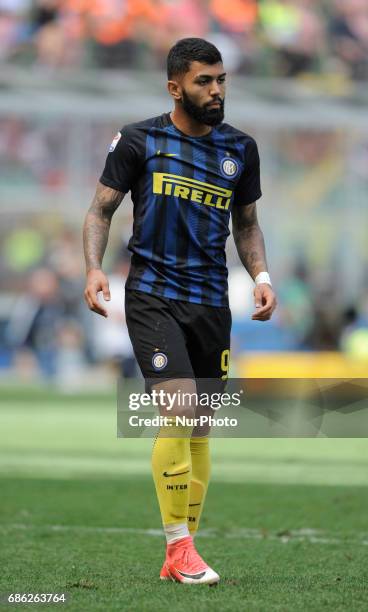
xmin=192 ymin=423 xmax=211 ymax=437
xmin=152 ymin=378 xmax=197 ymax=420
xmin=174 ymin=404 xmax=196 ymax=420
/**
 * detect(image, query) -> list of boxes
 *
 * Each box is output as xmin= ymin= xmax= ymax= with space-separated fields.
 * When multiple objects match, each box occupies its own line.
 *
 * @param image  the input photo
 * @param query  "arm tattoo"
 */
xmin=232 ymin=203 xmax=268 ymax=280
xmin=83 ymin=182 xmax=124 ymax=272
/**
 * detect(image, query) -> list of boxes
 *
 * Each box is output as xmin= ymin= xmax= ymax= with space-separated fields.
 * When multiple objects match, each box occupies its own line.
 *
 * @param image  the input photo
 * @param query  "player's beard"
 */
xmin=181 ymin=89 xmax=225 ymax=126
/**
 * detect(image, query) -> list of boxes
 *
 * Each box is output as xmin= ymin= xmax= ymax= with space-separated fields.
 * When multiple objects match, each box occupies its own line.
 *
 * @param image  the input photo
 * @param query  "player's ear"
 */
xmin=167 ymin=80 xmax=182 ymax=101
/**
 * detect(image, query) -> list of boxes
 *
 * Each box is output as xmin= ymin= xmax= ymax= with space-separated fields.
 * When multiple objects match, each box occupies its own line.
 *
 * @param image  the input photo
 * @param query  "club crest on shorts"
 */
xmin=152 ymin=352 xmax=168 ymax=371
xmin=109 ymin=132 xmax=121 ymax=152
xmin=221 ymin=157 xmax=239 ymax=178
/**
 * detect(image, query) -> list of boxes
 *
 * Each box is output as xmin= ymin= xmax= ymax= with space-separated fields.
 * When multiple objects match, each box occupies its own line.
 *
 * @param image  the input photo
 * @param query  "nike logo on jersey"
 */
xmin=156 ymin=150 xmax=179 ymax=157
xmin=163 ymin=469 xmax=190 ymax=477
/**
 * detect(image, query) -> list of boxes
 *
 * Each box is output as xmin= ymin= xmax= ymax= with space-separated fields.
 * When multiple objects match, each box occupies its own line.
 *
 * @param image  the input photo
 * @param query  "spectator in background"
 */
xmin=2 ymin=226 xmax=45 ymax=273
xmin=210 ymin=0 xmax=257 ymax=34
xmin=55 ymin=318 xmax=87 ymax=389
xmin=259 ymin=0 xmax=324 ymax=77
xmin=0 ymin=0 xmax=31 ymax=62
xmin=277 ymin=259 xmax=314 ymax=348
xmin=5 ymin=267 xmax=64 ymax=379
xmin=152 ymin=0 xmax=209 ymax=66
xmin=340 ymin=291 xmax=368 ymax=359
xmin=31 ymin=0 xmax=62 ymax=66
xmin=209 ymin=0 xmax=258 ymax=73
xmin=48 ymin=227 xmax=85 ymax=317
xmin=63 ymin=0 xmax=162 ymax=69
xmin=329 ymin=0 xmax=368 ymax=81
xmin=0 ymin=116 xmax=67 ymax=190
xmin=307 ymin=268 xmax=341 ymax=350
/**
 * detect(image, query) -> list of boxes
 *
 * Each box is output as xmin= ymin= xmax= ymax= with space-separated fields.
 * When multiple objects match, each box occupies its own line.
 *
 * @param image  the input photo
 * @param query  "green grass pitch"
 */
xmin=0 ymin=386 xmax=367 ymax=611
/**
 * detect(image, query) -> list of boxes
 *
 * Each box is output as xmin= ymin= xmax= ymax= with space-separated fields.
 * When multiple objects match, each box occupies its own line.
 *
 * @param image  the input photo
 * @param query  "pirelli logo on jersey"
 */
xmin=153 ymin=172 xmax=233 ymax=211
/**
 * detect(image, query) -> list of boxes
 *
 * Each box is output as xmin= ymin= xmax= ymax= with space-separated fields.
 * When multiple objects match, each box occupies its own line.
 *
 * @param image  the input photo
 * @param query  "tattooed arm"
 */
xmin=232 ymin=202 xmax=268 ymax=279
xmin=83 ymin=182 xmax=125 ymax=317
xmin=232 ymin=202 xmax=277 ymax=321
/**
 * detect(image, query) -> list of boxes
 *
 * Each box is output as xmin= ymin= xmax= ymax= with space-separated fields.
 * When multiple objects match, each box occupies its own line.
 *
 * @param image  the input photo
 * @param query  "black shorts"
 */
xmin=125 ymin=289 xmax=231 ymax=381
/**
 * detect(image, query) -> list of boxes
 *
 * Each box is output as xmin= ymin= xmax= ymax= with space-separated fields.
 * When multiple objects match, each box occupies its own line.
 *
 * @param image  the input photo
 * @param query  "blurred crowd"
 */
xmin=1 ymin=0 xmax=368 ymax=80
xmin=0 ymin=227 xmax=139 ymax=385
xmin=0 ymin=223 xmax=368 ymax=385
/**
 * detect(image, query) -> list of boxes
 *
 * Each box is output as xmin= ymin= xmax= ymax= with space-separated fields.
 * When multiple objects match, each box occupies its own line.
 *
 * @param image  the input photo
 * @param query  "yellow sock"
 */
xmin=188 ymin=436 xmax=210 ymax=535
xmin=151 ymin=420 xmax=193 ymax=528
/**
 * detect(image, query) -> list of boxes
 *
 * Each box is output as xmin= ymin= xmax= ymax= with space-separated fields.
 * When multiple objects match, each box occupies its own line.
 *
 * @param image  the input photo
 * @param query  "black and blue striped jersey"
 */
xmin=100 ymin=112 xmax=261 ymax=307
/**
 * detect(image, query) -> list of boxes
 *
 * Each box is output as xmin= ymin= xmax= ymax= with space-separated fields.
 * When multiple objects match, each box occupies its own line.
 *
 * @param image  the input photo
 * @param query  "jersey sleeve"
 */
xmin=99 ymin=125 xmax=141 ymax=193
xmin=233 ymin=139 xmax=262 ymax=206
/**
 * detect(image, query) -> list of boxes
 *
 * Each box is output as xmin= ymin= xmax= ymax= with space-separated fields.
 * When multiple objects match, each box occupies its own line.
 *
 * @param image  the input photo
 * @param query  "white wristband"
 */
xmin=255 ymin=271 xmax=272 ymax=287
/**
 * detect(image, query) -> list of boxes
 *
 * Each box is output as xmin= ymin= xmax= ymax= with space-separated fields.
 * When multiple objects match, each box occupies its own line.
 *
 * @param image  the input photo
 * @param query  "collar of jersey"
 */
xmin=165 ymin=112 xmax=216 ymax=141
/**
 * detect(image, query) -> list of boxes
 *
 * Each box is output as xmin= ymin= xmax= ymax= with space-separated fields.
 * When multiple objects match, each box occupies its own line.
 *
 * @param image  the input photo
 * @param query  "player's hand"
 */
xmin=252 ymin=283 xmax=277 ymax=321
xmin=84 ymin=269 xmax=111 ymax=318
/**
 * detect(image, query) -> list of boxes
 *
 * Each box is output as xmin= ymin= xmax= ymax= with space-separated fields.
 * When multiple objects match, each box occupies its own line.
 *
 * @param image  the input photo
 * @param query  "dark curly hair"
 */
xmin=167 ymin=38 xmax=223 ymax=79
